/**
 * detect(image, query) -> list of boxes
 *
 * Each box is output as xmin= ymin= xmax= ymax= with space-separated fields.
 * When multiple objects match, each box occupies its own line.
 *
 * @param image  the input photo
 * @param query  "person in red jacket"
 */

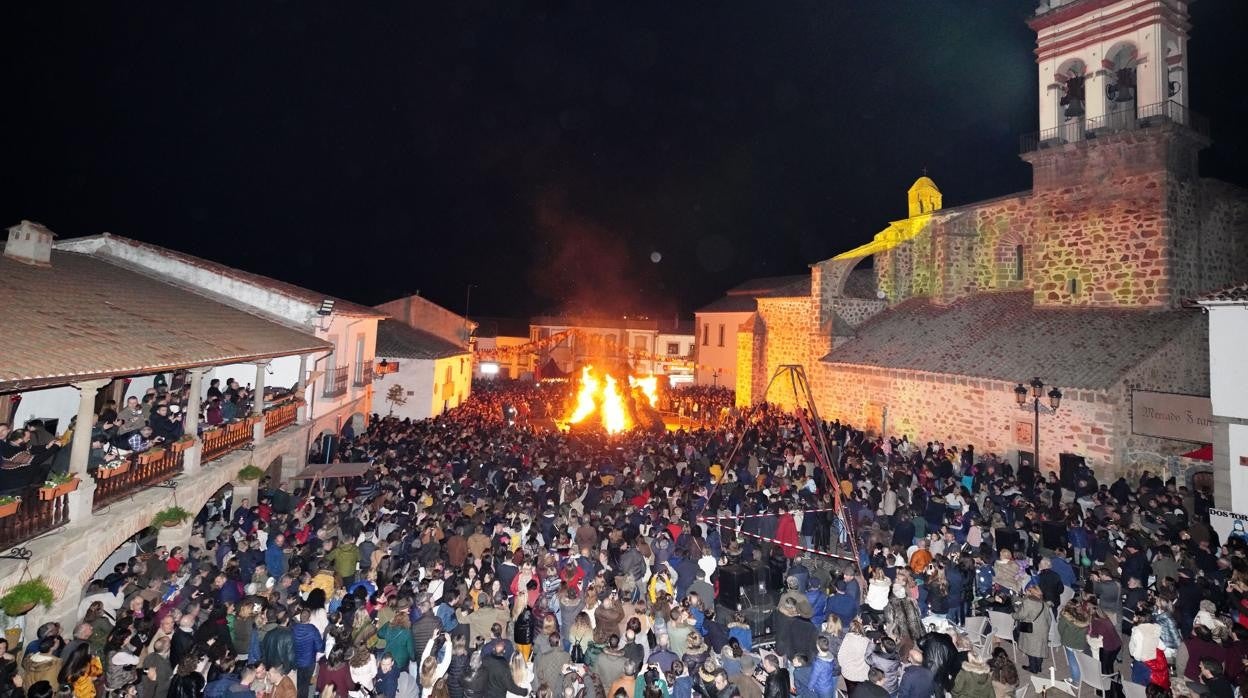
xmin=775 ymin=511 xmax=800 ymax=559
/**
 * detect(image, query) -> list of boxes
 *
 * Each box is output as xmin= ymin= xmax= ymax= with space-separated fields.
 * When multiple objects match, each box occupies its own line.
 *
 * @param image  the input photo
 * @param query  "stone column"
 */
xmin=252 ymin=361 xmax=269 ymax=416
xmin=182 ymin=368 xmax=207 ymax=474
xmin=295 ymin=354 xmax=309 ymax=423
xmin=67 ymin=379 xmax=109 ymax=524
xmin=252 ymin=361 xmax=270 ymax=444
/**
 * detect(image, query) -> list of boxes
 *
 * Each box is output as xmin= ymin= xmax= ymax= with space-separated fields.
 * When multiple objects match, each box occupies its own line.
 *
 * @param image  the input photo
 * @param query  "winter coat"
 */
xmin=481 ymin=654 xmax=529 ymax=698
xmin=884 ymin=597 xmax=924 ymax=644
xmin=838 ymin=632 xmax=872 ymax=683
xmin=261 ymin=625 xmax=295 ymax=673
xmin=292 ymin=622 xmax=325 ymax=669
xmin=378 ymin=623 xmax=417 ymax=668
xmin=514 ymin=606 xmax=536 ymax=645
xmin=951 ymin=660 xmax=994 ymax=698
xmin=898 ymin=665 xmax=935 ymax=698
xmin=919 ymin=632 xmax=958 ymax=691
xmin=764 ymin=669 xmax=791 ymax=698
xmin=868 ymin=650 xmax=903 ymax=696
xmin=809 ymin=656 xmax=838 ymax=698
xmin=1012 ymin=597 xmax=1052 ymax=659
xmin=776 ymin=515 xmax=800 ymax=559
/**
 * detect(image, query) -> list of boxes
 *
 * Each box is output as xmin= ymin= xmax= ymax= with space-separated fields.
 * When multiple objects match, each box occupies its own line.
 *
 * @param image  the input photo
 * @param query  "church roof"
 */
xmin=375 ymin=319 xmax=468 ymax=360
xmin=1193 ymin=281 xmax=1248 ymax=305
xmin=697 ymin=273 xmax=810 ymax=313
xmin=821 ymin=291 xmax=1200 ymax=390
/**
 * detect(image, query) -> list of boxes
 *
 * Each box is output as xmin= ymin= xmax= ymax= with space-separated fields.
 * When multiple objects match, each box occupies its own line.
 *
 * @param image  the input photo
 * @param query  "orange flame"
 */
xmin=567 ymin=366 xmax=659 ymax=434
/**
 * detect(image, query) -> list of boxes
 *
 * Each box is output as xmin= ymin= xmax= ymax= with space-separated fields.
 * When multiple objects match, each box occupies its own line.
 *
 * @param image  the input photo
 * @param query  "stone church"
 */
xmin=735 ymin=0 xmax=1248 ymax=476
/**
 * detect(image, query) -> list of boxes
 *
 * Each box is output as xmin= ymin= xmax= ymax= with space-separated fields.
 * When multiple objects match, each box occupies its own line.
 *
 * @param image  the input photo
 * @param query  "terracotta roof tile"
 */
xmin=1193 ymin=281 xmax=1248 ymax=304
xmin=0 ymin=249 xmax=330 ymax=392
xmin=821 ymin=291 xmax=1199 ymax=390
xmin=375 ymin=319 xmax=467 ymax=360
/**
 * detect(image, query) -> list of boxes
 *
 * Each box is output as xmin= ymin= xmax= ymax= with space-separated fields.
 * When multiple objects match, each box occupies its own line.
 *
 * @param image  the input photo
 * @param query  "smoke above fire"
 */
xmin=529 ymin=192 xmax=674 ymax=319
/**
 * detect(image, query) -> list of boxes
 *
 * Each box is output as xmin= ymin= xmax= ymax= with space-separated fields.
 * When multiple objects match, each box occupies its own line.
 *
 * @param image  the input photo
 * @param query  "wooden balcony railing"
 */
xmin=93 ymin=447 xmax=186 ymax=511
xmin=201 ymin=418 xmax=256 ymax=463
xmin=264 ymin=401 xmax=298 ymax=436
xmin=0 ymin=484 xmax=70 ymax=551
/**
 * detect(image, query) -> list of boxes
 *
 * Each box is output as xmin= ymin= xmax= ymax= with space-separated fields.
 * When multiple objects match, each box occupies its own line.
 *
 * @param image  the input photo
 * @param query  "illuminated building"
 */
xmin=735 ymin=0 xmax=1248 ymax=481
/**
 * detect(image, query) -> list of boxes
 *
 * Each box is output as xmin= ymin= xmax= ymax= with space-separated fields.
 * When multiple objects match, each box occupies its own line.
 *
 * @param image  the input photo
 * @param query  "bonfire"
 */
xmin=565 ymin=366 xmax=664 ymax=434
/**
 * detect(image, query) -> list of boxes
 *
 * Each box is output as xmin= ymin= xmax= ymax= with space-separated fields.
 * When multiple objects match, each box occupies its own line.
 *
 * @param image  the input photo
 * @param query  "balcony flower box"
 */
xmin=137 ymin=449 xmax=166 ymax=466
xmin=170 ymin=436 xmax=195 ymax=453
xmin=94 ymin=461 xmax=130 ymax=480
xmin=0 ymin=496 xmax=20 ymax=518
xmin=38 ymin=476 xmax=79 ymax=501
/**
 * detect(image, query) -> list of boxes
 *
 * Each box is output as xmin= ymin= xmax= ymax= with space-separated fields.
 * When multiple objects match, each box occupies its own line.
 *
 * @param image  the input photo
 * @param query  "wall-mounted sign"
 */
xmin=1130 ymin=390 xmax=1214 ymax=444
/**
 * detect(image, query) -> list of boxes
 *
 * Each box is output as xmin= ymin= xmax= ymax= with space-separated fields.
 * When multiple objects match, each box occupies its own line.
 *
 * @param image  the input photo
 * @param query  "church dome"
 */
xmin=907 ymin=175 xmax=942 ymax=216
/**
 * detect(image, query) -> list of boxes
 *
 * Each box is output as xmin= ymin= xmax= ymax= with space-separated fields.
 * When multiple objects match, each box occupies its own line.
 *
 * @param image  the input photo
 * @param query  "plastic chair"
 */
xmin=988 ymin=610 xmax=1018 ymax=662
xmin=1121 ymin=681 xmax=1146 ymax=698
xmin=1074 ymin=650 xmax=1116 ymax=698
xmin=836 ymin=675 xmax=848 ymax=698
xmin=1048 ymin=614 xmax=1063 ymax=671
xmin=965 ymin=616 xmax=990 ymax=654
xmin=1013 ymin=684 xmax=1029 ymax=698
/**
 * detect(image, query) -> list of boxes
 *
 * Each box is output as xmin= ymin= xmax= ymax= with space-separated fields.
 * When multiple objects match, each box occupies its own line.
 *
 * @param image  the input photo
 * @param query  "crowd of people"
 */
xmin=0 ymin=379 xmax=1242 ymax=698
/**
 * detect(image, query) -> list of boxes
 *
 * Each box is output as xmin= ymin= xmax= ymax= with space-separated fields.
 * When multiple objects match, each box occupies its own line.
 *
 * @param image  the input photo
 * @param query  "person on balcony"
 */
xmin=126 ymin=425 xmax=157 ymax=453
xmin=149 ymin=404 xmax=183 ymax=442
xmin=205 ymin=397 xmax=224 ymax=427
xmin=221 ymin=394 xmax=243 ymax=422
xmin=115 ymin=396 xmax=146 ymax=439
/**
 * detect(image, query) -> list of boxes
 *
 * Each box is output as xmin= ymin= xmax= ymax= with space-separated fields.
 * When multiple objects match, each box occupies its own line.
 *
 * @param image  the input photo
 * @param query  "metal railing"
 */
xmin=93 ymin=447 xmax=186 ymax=510
xmin=264 ymin=401 xmax=298 ymax=436
xmin=323 ymin=365 xmax=349 ymax=398
xmin=354 ymin=360 xmax=373 ymax=387
xmin=1020 ymin=100 xmax=1209 ymax=154
xmin=0 ymin=483 xmax=70 ymax=551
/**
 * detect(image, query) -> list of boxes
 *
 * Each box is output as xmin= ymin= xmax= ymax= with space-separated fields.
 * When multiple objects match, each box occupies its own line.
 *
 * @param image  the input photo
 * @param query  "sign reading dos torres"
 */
xmin=1131 ymin=390 xmax=1214 ymax=444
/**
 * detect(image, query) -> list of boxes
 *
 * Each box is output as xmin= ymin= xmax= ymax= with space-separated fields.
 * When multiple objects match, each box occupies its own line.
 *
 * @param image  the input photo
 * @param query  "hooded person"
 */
xmin=951 ymin=652 xmax=994 ymax=698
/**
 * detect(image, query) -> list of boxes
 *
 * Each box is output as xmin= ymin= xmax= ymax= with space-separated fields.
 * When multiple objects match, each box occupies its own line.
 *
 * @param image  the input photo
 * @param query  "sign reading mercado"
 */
xmin=1130 ymin=390 xmax=1214 ymax=444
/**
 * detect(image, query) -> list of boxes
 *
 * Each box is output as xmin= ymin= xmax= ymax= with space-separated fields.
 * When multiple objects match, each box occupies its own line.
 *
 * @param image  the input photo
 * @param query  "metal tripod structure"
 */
xmin=759 ymin=364 xmax=864 ymax=575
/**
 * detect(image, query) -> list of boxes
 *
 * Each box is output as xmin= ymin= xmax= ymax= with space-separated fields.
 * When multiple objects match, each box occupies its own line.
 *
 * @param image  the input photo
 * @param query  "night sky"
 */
xmin=4 ymin=1 xmax=1246 ymax=319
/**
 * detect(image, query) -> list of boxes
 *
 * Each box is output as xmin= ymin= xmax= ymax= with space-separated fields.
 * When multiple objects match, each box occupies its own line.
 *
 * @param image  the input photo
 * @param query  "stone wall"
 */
xmin=0 ymin=425 xmax=310 ymax=629
xmin=753 ymin=298 xmax=813 ymax=409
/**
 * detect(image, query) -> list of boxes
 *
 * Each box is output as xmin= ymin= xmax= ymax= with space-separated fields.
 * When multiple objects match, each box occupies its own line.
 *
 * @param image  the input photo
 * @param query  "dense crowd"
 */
xmin=1 ymin=379 xmax=1242 ymax=698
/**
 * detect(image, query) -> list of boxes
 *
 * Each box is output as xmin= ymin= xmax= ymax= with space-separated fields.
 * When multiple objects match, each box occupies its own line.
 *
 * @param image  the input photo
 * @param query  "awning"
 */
xmin=291 ymin=462 xmax=374 ymax=480
xmin=1181 ymin=444 xmax=1213 ymax=461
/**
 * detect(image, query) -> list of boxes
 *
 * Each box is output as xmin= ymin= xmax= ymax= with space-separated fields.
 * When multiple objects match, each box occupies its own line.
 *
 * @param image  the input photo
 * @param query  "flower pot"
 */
xmin=0 ymin=500 xmax=19 ymax=518
xmin=170 ymin=438 xmax=194 ymax=453
xmin=95 ymin=462 xmax=130 ymax=480
xmin=161 ymin=518 xmax=184 ymax=528
xmin=137 ymin=449 xmax=166 ymax=466
xmin=6 ymin=600 xmax=37 ymax=616
xmin=38 ymin=478 xmax=79 ymax=501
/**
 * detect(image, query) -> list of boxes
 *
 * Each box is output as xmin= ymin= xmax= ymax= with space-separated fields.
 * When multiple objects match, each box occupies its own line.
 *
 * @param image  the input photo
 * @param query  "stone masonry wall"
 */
xmin=806 ymin=361 xmax=1117 ymax=475
xmin=753 ymin=298 xmax=813 ymax=410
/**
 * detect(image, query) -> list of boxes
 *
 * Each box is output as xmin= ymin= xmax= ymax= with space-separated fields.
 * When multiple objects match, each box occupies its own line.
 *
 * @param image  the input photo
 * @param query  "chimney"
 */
xmin=4 ymin=220 xmax=56 ymax=267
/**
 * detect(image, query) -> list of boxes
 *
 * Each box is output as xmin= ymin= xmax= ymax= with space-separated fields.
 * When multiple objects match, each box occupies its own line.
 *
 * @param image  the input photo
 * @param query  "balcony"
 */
xmin=264 ymin=400 xmax=299 ymax=436
xmin=353 ymin=360 xmax=373 ymax=387
xmin=201 ymin=417 xmax=257 ymax=463
xmin=0 ymin=484 xmax=70 ymax=552
xmin=1020 ymin=100 xmax=1209 ymax=154
xmin=323 ymin=365 xmax=349 ymax=398
xmin=93 ymin=446 xmax=186 ymax=511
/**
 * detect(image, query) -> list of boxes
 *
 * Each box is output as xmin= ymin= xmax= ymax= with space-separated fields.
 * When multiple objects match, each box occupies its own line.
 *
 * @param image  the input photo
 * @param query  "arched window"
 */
xmin=1014 ymin=245 xmax=1025 ymax=281
xmin=1067 ymin=277 xmax=1080 ymax=296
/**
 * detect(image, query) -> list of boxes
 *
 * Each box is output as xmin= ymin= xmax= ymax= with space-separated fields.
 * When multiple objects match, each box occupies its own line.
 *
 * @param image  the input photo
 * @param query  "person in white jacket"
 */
xmin=838 ymin=620 xmax=873 ymax=692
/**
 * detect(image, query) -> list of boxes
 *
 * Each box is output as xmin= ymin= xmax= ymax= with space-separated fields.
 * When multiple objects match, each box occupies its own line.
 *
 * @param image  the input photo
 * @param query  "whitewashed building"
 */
xmin=1196 ymin=283 xmax=1248 ymax=513
xmin=374 ymin=294 xmax=474 ymax=420
xmin=693 ymin=275 xmax=811 ymax=388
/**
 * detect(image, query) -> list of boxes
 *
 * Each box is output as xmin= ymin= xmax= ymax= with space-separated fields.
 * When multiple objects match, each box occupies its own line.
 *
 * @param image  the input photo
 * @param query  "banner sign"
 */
xmin=1210 ymin=508 xmax=1248 ymax=546
xmin=1130 ymin=390 xmax=1214 ymax=444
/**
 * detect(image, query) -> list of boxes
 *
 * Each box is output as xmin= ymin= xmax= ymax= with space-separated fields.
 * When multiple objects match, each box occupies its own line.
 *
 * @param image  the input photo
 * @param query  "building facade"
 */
xmin=1196 ymin=284 xmax=1248 ymax=513
xmin=695 ymin=276 xmax=811 ymax=389
xmin=0 ymin=222 xmax=330 ymax=626
xmin=373 ymin=294 xmax=475 ymax=420
xmin=734 ymin=0 xmax=1248 ymax=480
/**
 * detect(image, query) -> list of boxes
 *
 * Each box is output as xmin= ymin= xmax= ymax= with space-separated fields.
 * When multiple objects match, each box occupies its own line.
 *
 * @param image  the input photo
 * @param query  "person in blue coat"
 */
xmin=806 ymin=578 xmax=830 ymax=627
xmin=808 ymin=637 xmax=839 ymax=698
xmin=265 ymin=534 xmax=288 ymax=578
xmin=825 ymin=581 xmax=858 ymax=626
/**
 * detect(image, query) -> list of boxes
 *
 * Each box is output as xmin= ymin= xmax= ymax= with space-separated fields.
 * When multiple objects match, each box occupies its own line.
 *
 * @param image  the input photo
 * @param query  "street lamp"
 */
xmin=1014 ymin=376 xmax=1062 ymax=471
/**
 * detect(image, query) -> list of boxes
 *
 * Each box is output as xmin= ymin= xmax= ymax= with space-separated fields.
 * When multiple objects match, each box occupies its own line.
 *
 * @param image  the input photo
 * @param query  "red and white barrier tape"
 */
xmin=698 ymin=507 xmax=839 ymax=522
xmin=709 ymin=522 xmax=857 ymax=562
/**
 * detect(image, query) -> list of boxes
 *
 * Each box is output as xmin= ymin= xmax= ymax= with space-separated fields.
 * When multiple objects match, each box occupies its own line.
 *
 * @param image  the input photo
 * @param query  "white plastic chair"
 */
xmin=988 ymin=610 xmax=1018 ymax=662
xmin=1048 ymin=613 xmax=1063 ymax=671
xmin=965 ymin=616 xmax=990 ymax=654
xmin=1013 ymin=684 xmax=1029 ymax=698
xmin=1074 ymin=651 xmax=1116 ymax=698
xmin=1121 ymin=682 xmax=1146 ymax=698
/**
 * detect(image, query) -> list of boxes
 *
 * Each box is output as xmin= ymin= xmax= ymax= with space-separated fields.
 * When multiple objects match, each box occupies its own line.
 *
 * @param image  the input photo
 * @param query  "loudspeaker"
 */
xmin=716 ymin=564 xmax=753 ymax=610
xmin=1041 ymin=521 xmax=1065 ymax=551
xmin=1059 ymin=453 xmax=1085 ymax=490
xmin=742 ymin=606 xmax=773 ymax=637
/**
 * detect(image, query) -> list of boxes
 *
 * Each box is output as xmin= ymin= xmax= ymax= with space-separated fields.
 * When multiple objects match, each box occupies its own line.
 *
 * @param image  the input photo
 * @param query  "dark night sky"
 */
xmin=3 ymin=1 xmax=1246 ymax=319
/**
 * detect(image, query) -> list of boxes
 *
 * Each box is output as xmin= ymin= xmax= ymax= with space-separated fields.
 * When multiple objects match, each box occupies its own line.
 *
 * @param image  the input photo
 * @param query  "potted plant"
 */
xmin=170 ymin=435 xmax=195 ymax=453
xmin=237 ymin=464 xmax=264 ymax=482
xmin=150 ymin=505 xmax=191 ymax=529
xmin=93 ymin=459 xmax=130 ymax=480
xmin=38 ymin=473 xmax=79 ymax=501
xmin=0 ymin=495 xmax=20 ymax=518
xmin=137 ymin=448 xmax=166 ymax=466
xmin=0 ymin=578 xmax=55 ymax=616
